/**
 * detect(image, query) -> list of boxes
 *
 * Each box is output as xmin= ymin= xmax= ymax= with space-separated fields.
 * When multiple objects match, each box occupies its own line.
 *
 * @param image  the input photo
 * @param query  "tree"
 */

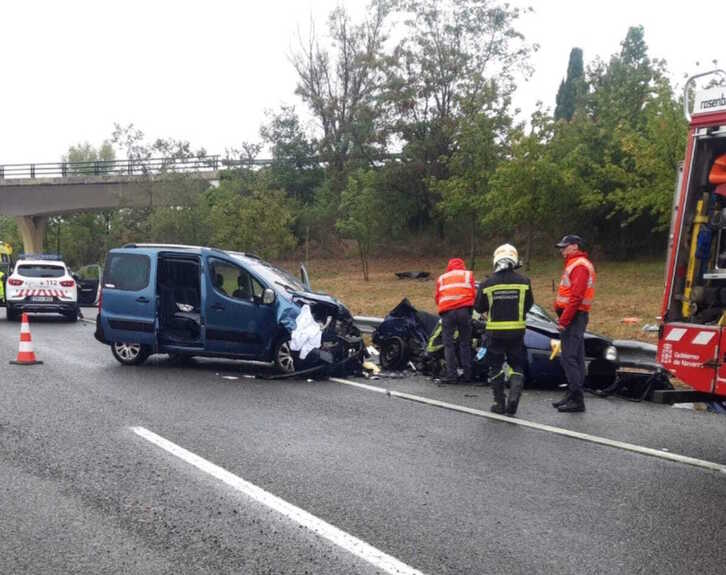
xmin=206 ymin=172 xmax=297 ymax=259
xmin=385 ymin=0 xmax=535 ymax=238
xmin=291 ymin=2 xmax=391 ymax=174
xmin=260 ymin=105 xmax=325 ymax=206
xmin=487 ymin=109 xmax=571 ymax=264
xmin=555 ymin=48 xmax=585 ymax=121
xmin=336 ymin=169 xmax=387 ymax=280
xmin=432 ymin=91 xmax=513 ymax=268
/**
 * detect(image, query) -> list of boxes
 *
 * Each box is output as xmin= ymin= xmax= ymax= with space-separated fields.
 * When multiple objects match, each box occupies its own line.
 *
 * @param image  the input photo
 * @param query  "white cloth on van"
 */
xmin=290 ymin=305 xmax=322 ymax=359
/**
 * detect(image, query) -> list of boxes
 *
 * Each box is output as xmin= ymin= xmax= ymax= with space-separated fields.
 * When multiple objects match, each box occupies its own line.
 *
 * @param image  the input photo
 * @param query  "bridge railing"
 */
xmin=0 ymin=155 xmax=273 ymax=179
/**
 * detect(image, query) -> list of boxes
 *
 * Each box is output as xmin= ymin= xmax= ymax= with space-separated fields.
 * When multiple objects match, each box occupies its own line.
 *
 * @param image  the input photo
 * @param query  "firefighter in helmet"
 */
xmin=475 ymin=244 xmax=533 ymax=415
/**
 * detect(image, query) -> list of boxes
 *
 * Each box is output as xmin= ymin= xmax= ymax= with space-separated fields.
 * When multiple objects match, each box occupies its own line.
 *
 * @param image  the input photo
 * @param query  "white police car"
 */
xmin=5 ymin=255 xmax=79 ymax=322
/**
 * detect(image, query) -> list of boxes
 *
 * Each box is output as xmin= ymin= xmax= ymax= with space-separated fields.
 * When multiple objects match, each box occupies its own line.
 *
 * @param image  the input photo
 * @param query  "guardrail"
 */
xmin=0 ymin=156 xmax=275 ymax=180
xmin=0 ymin=152 xmax=404 ymax=180
xmin=353 ymin=315 xmax=383 ymax=334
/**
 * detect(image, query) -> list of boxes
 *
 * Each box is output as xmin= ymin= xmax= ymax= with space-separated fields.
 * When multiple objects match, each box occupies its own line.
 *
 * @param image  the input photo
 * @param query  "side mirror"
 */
xmin=262 ymin=288 xmax=276 ymax=305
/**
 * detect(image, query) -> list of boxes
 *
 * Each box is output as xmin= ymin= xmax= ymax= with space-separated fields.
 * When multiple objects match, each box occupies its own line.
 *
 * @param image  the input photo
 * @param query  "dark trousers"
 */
xmin=486 ymin=333 xmax=527 ymax=378
xmin=560 ymin=311 xmax=588 ymax=394
xmin=441 ymin=307 xmax=472 ymax=379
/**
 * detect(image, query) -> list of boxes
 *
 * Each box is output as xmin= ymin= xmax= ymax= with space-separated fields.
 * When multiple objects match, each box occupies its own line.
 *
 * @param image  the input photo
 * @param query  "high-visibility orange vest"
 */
xmin=436 ymin=269 xmax=476 ymax=314
xmin=555 ymin=256 xmax=596 ymax=312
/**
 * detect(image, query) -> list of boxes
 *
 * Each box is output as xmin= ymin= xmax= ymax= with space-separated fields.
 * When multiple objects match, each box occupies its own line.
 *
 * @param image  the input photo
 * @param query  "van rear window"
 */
xmin=104 ymin=254 xmax=150 ymax=291
xmin=17 ymin=264 xmax=65 ymax=278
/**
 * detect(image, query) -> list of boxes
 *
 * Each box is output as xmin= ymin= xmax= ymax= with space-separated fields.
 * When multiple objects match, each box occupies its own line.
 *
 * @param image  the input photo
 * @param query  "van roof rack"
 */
xmin=120 ymin=243 xmax=229 ymax=256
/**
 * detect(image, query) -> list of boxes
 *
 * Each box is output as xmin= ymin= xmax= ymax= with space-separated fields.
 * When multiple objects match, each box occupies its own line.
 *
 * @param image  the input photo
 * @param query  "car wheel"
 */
xmin=586 ymin=358 xmax=617 ymax=390
xmin=64 ymin=309 xmax=79 ymax=322
xmin=380 ymin=336 xmax=407 ymax=370
xmin=274 ymin=339 xmax=297 ymax=374
xmin=111 ymin=342 xmax=151 ymax=366
xmin=6 ymin=306 xmax=19 ymax=321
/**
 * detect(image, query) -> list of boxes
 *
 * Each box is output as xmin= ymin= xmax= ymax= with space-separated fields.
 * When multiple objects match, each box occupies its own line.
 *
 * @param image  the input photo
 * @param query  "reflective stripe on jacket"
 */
xmin=555 ymin=256 xmax=595 ymax=312
xmin=481 ymin=283 xmax=530 ymax=330
xmin=436 ymin=269 xmax=475 ymax=314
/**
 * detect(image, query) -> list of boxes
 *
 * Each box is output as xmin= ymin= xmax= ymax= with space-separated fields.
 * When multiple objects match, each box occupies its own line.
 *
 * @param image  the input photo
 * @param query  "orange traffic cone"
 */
xmin=9 ymin=313 xmax=43 ymax=365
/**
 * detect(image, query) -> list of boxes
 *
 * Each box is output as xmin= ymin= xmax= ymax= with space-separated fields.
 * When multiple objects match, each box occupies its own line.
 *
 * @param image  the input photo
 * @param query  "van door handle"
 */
xmin=211 ymin=303 xmax=225 ymax=311
xmin=136 ymin=296 xmax=150 ymax=303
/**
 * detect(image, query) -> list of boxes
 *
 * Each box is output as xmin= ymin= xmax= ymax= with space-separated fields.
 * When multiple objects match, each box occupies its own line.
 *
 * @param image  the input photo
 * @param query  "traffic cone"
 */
xmin=9 ymin=313 xmax=43 ymax=365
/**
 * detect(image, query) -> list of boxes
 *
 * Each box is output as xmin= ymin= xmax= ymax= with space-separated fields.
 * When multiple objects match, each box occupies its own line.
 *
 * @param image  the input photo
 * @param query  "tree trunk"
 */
xmin=305 ymin=224 xmax=310 ymax=264
xmin=526 ymin=223 xmax=533 ymax=271
xmin=358 ymin=240 xmax=369 ymax=281
xmin=469 ymin=213 xmax=477 ymax=271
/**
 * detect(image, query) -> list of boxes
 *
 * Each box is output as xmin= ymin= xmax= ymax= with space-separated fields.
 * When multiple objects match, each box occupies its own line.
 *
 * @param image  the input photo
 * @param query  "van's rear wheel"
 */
xmin=274 ymin=339 xmax=296 ymax=374
xmin=111 ymin=342 xmax=150 ymax=366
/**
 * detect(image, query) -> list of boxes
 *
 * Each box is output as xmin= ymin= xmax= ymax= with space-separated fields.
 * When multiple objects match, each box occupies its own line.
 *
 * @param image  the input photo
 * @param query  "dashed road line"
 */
xmin=132 ymin=426 xmax=427 ymax=575
xmin=330 ymin=378 xmax=726 ymax=475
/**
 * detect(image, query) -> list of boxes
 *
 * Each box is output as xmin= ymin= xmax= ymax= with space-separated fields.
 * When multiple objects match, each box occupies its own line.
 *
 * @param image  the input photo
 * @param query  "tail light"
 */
xmin=8 ymin=278 xmax=23 ymax=286
xmin=60 ymin=280 xmax=75 ymax=287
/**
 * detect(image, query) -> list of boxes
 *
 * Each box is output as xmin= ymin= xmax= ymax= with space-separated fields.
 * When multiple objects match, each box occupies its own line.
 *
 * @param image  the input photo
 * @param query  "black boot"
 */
xmin=552 ymin=392 xmax=571 ymax=408
xmin=506 ymin=372 xmax=524 ymax=416
xmin=490 ymin=373 xmax=507 ymax=414
xmin=558 ymin=391 xmax=585 ymax=413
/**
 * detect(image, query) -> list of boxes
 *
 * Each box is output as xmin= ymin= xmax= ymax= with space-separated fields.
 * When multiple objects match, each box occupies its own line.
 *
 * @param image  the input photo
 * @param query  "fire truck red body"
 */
xmin=658 ymin=70 xmax=726 ymax=398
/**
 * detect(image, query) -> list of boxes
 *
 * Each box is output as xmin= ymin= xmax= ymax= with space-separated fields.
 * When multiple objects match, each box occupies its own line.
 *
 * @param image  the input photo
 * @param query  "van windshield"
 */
xmin=245 ymin=260 xmax=307 ymax=293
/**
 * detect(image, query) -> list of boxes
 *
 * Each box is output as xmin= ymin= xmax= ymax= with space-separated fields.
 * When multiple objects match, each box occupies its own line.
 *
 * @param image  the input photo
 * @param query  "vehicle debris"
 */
xmin=395 ymin=271 xmax=430 ymax=280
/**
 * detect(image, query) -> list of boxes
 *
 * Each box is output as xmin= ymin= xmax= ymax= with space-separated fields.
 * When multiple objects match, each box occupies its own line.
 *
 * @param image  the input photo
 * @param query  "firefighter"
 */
xmin=435 ymin=257 xmax=476 ymax=384
xmin=552 ymin=234 xmax=596 ymax=413
xmin=475 ymin=244 xmax=533 ymax=415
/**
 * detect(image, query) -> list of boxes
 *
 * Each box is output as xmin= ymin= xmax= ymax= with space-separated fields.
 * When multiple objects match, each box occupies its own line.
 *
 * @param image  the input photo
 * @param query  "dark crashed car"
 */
xmin=372 ymin=299 xmax=618 ymax=389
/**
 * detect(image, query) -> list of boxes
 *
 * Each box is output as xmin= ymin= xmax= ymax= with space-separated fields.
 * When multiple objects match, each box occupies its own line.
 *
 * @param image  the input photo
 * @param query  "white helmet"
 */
xmin=493 ymin=243 xmax=518 ymax=272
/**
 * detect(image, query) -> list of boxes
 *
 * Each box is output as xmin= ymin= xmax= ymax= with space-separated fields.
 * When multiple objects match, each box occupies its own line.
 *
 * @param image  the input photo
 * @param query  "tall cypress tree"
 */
xmin=555 ymin=48 xmax=585 ymax=121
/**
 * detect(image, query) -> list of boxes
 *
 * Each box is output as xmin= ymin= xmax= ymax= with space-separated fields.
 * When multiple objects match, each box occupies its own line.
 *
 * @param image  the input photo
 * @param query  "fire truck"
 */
xmin=658 ymin=69 xmax=726 ymax=400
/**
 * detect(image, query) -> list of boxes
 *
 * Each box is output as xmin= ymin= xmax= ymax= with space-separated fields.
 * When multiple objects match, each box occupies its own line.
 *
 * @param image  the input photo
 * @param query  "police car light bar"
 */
xmin=18 ymin=253 xmax=64 ymax=261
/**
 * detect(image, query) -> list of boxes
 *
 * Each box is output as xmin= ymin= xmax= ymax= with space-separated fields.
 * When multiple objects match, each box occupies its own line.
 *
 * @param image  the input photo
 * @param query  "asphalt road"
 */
xmin=1 ymin=310 xmax=725 ymax=574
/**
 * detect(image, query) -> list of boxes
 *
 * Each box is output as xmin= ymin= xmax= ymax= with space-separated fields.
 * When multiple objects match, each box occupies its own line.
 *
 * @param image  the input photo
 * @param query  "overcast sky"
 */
xmin=0 ymin=0 xmax=722 ymax=165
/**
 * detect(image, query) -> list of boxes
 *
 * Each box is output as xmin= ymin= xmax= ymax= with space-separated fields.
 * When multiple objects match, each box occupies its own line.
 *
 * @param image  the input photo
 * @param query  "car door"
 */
xmin=204 ymin=256 xmax=277 ymax=358
xmin=76 ymin=264 xmax=102 ymax=305
xmin=100 ymin=249 xmax=157 ymax=347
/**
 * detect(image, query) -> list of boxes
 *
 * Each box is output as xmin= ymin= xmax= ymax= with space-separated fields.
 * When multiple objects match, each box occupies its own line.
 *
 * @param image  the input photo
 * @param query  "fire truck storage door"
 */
xmin=658 ymin=323 xmax=719 ymax=393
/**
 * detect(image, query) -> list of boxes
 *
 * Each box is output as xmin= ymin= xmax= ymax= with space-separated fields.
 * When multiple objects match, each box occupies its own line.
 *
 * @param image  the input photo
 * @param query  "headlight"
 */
xmin=604 ymin=345 xmax=618 ymax=362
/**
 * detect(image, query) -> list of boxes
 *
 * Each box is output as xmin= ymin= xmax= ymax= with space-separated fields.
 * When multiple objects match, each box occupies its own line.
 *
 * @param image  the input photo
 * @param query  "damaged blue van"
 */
xmin=94 ymin=244 xmax=364 ymax=374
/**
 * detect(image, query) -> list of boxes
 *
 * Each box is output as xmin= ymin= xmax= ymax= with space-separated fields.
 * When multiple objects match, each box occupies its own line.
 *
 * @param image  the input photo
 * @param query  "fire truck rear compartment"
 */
xmin=670 ymin=132 xmax=726 ymax=324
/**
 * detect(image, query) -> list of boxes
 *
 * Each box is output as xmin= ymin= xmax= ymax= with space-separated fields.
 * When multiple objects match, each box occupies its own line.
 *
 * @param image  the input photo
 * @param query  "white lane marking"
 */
xmin=131 ymin=426 xmax=426 ymax=575
xmin=330 ymin=378 xmax=726 ymax=475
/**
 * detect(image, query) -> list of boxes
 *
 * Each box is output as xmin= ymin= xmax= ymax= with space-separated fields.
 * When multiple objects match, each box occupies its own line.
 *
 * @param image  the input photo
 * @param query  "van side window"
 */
xmin=208 ymin=259 xmax=237 ymax=297
xmin=251 ymin=276 xmax=265 ymax=299
xmin=104 ymin=254 xmax=150 ymax=291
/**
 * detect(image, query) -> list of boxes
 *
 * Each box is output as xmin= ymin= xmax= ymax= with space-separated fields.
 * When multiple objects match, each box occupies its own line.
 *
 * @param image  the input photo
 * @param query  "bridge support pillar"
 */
xmin=16 ymin=216 xmax=48 ymax=254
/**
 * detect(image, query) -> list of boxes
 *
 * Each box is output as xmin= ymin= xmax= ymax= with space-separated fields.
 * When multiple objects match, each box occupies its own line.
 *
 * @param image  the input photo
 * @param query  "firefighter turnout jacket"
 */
xmin=435 ymin=258 xmax=476 ymax=314
xmin=475 ymin=268 xmax=533 ymax=334
xmin=555 ymin=250 xmax=595 ymax=328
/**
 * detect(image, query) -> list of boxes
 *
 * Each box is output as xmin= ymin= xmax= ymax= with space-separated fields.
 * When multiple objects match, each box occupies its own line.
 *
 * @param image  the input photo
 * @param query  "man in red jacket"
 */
xmin=552 ymin=235 xmax=596 ymax=413
xmin=435 ymin=257 xmax=476 ymax=384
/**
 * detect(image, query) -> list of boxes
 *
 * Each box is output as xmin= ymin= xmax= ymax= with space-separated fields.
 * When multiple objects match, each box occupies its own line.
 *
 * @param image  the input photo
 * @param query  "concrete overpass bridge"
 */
xmin=0 ymin=156 xmax=268 ymax=252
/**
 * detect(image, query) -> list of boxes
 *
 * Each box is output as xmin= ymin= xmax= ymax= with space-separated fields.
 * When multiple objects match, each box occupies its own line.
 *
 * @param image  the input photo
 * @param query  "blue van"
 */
xmin=94 ymin=244 xmax=364 ymax=373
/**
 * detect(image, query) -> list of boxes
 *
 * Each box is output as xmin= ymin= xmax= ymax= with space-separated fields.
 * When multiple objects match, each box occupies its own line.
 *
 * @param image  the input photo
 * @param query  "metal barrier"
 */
xmin=0 ymin=156 xmax=276 ymax=180
xmin=353 ymin=315 xmax=383 ymax=334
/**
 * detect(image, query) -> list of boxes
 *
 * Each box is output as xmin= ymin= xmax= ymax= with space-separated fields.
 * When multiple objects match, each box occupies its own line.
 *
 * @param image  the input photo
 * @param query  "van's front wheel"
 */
xmin=274 ymin=339 xmax=296 ymax=374
xmin=111 ymin=342 xmax=150 ymax=366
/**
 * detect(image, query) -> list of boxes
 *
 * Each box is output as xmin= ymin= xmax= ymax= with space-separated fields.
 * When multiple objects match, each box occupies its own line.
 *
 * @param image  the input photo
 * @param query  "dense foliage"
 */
xmin=1 ymin=4 xmax=698 ymax=275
